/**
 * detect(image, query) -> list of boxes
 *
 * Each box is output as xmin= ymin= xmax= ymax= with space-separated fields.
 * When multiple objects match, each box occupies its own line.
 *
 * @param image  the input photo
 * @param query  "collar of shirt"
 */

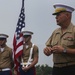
xmin=0 ymin=48 xmax=4 ymax=52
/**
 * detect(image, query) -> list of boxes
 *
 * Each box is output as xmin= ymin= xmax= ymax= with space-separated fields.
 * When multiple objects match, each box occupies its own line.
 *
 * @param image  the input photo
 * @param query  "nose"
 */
xmin=55 ymin=15 xmax=58 ymax=19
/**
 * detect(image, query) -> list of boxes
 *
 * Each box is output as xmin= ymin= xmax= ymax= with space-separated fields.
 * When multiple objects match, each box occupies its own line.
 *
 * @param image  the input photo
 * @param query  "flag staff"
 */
xmin=22 ymin=0 xmax=25 ymax=8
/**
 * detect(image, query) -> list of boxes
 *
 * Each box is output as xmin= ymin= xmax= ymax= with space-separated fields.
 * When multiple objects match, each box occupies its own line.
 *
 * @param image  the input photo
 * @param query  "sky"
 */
xmin=0 ymin=0 xmax=75 ymax=67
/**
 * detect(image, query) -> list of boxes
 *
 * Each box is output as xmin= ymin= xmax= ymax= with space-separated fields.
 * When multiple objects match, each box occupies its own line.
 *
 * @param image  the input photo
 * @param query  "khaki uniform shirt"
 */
xmin=46 ymin=23 xmax=75 ymax=67
xmin=21 ymin=42 xmax=38 ymax=63
xmin=0 ymin=45 xmax=13 ymax=69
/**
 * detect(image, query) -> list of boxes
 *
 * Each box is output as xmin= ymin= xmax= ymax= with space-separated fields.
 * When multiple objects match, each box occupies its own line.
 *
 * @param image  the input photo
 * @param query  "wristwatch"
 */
xmin=63 ymin=48 xmax=67 ymax=53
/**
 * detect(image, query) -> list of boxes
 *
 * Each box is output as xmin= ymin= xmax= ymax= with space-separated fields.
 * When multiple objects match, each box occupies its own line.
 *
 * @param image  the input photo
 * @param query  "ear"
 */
xmin=65 ymin=12 xmax=71 ymax=18
xmin=4 ymin=39 xmax=7 ymax=43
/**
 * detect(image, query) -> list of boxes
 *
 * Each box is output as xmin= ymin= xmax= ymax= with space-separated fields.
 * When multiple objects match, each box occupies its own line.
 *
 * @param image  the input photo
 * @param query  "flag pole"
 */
xmin=22 ymin=0 xmax=25 ymax=8
xmin=21 ymin=0 xmax=25 ymax=68
xmin=22 ymin=0 xmax=25 ymax=31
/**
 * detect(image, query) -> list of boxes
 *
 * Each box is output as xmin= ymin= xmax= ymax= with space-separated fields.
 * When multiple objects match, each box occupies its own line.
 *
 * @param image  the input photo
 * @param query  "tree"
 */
xmin=36 ymin=64 xmax=52 ymax=75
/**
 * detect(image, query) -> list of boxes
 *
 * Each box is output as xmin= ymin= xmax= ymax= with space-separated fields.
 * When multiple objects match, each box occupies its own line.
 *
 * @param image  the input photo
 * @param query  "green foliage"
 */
xmin=12 ymin=64 xmax=52 ymax=75
xmin=36 ymin=64 xmax=52 ymax=75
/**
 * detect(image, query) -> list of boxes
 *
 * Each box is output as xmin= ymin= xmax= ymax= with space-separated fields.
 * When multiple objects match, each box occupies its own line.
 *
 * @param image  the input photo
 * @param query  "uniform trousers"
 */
xmin=52 ymin=65 xmax=75 ymax=75
xmin=19 ymin=66 xmax=36 ymax=75
xmin=0 ymin=70 xmax=12 ymax=75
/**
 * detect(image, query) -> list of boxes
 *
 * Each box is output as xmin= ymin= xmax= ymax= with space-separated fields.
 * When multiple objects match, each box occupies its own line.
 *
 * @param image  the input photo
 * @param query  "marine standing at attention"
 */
xmin=18 ymin=31 xmax=39 ymax=75
xmin=0 ymin=34 xmax=13 ymax=75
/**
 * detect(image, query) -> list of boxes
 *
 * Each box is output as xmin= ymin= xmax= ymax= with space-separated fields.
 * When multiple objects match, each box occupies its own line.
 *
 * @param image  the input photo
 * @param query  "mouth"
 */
xmin=56 ymin=20 xmax=59 ymax=23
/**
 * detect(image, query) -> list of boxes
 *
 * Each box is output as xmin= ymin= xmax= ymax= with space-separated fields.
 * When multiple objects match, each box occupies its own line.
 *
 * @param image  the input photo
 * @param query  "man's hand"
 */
xmin=52 ymin=45 xmax=64 ymax=53
xmin=43 ymin=47 xmax=52 ymax=56
xmin=14 ymin=70 xmax=17 ymax=75
xmin=22 ymin=66 xmax=30 ymax=72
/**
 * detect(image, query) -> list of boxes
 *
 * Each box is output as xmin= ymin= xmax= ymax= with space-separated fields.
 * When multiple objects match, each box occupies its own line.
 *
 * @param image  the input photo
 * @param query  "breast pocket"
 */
xmin=2 ymin=51 xmax=10 ymax=59
xmin=64 ymin=37 xmax=75 ymax=48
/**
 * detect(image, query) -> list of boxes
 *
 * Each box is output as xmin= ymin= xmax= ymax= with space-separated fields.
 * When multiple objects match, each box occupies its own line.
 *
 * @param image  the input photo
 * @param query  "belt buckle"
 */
xmin=0 ymin=69 xmax=2 ymax=71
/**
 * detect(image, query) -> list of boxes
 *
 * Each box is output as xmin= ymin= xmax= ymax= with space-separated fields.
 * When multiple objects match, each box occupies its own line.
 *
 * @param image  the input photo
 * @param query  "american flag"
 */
xmin=13 ymin=1 xmax=25 ymax=75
